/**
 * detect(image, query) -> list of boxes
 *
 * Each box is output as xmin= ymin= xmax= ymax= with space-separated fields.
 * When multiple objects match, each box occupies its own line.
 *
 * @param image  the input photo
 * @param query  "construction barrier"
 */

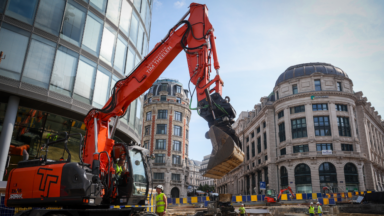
xmin=0 ymin=190 xmax=375 ymax=215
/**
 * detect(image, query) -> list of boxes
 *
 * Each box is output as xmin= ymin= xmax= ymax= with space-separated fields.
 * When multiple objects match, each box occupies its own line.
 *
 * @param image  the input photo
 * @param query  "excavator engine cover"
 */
xmin=204 ymin=126 xmax=244 ymax=179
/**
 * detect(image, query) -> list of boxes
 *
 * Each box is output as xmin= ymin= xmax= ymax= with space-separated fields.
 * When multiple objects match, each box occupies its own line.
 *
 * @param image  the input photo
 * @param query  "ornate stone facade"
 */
xmin=216 ymin=63 xmax=384 ymax=195
xmin=199 ymin=155 xmax=215 ymax=187
xmin=142 ymin=78 xmax=192 ymax=198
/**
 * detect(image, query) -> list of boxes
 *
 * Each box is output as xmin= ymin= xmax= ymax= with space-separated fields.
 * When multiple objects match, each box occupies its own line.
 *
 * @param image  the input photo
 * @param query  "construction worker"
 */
xmin=308 ymin=202 xmax=315 ymax=216
xmin=317 ymin=202 xmax=322 ymax=216
xmin=239 ymin=203 xmax=246 ymax=216
xmin=156 ymin=185 xmax=167 ymax=216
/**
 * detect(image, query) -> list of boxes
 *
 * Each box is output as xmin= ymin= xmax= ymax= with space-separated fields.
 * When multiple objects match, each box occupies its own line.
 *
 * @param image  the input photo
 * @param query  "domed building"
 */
xmin=142 ymin=78 xmax=192 ymax=198
xmin=216 ymin=62 xmax=384 ymax=195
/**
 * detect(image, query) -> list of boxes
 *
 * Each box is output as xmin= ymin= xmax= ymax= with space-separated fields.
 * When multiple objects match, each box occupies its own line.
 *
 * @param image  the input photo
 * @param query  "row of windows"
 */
xmin=280 ymin=143 xmax=354 ymax=155
xmin=276 ymin=80 xmax=344 ymax=100
xmin=281 ymin=162 xmax=358 ymax=193
xmin=278 ymin=103 xmax=348 ymax=118
xmin=144 ymin=140 xmax=188 ymax=154
xmin=153 ymin=173 xmax=182 ymax=181
xmin=247 ymin=133 xmax=269 ymax=160
xmin=153 ymin=154 xmax=182 ymax=165
xmin=146 ymin=110 xmax=186 ymax=121
xmin=0 ymin=26 xmax=147 ymax=109
xmin=245 ymin=122 xmax=267 ymax=143
xmin=147 ymin=96 xmax=182 ymax=104
xmin=144 ymin=124 xmax=188 ymax=137
xmin=278 ymin=116 xmax=351 ymax=141
xmin=0 ymin=0 xmax=151 ymax=85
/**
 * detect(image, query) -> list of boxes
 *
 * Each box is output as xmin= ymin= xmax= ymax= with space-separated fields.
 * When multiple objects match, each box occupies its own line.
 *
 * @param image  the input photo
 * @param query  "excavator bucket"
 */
xmin=203 ymin=125 xmax=244 ymax=179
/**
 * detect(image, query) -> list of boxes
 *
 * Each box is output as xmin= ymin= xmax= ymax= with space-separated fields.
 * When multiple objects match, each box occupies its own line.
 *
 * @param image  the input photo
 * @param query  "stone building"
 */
xmin=216 ymin=62 xmax=384 ymax=195
xmin=142 ymin=78 xmax=192 ymax=198
xmin=199 ymin=155 xmax=215 ymax=187
xmin=189 ymin=159 xmax=202 ymax=187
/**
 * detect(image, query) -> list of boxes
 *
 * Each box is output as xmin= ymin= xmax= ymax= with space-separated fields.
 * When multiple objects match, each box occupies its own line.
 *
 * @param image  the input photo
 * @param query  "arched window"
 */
xmin=295 ymin=163 xmax=312 ymax=193
xmin=281 ymin=166 xmax=288 ymax=189
xmin=344 ymin=163 xmax=359 ymax=192
xmin=319 ymin=162 xmax=338 ymax=193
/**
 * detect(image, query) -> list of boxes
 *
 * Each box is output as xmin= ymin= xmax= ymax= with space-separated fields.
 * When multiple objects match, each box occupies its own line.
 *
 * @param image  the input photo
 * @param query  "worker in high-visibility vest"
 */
xmin=317 ymin=202 xmax=323 ymax=216
xmin=239 ymin=203 xmax=246 ymax=216
xmin=155 ymin=185 xmax=167 ymax=216
xmin=308 ymin=202 xmax=315 ymax=216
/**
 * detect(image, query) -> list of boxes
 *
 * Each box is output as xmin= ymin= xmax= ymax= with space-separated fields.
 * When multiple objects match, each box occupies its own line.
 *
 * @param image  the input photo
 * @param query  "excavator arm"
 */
xmin=83 ymin=3 xmax=243 ymax=179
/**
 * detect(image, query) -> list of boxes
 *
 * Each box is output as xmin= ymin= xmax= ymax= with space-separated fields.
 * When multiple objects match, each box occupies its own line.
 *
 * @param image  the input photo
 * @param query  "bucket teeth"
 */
xmin=203 ymin=125 xmax=244 ymax=179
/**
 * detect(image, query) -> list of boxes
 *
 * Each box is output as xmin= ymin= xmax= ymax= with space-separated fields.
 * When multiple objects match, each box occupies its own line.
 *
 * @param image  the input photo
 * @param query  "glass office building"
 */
xmin=0 ymin=0 xmax=152 ymax=180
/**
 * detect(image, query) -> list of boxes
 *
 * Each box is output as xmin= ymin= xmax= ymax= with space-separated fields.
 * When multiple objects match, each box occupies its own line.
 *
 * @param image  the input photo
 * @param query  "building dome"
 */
xmin=275 ymin=62 xmax=348 ymax=87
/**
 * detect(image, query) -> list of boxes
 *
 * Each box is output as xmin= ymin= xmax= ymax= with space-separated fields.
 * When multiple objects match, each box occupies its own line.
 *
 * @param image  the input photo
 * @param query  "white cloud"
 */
xmin=174 ymin=0 xmax=186 ymax=9
xmin=153 ymin=0 xmax=162 ymax=9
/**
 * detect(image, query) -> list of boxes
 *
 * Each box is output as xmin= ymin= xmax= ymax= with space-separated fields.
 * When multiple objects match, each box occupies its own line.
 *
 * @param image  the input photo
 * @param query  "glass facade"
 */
xmin=0 ymin=0 xmax=152 ymax=180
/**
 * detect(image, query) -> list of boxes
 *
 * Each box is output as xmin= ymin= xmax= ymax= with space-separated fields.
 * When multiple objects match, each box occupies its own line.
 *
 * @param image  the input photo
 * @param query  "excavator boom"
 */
xmin=83 ymin=3 xmax=243 ymax=179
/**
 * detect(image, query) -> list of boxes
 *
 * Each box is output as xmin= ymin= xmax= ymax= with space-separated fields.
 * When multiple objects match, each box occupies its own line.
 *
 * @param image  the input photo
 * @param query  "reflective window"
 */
xmin=291 ymin=118 xmax=307 ymax=139
xmin=316 ymin=143 xmax=333 ymax=151
xmin=128 ymin=100 xmax=136 ymax=128
xmin=173 ymin=140 xmax=181 ymax=151
xmin=110 ymin=75 xmax=118 ymax=97
xmin=82 ymin=12 xmax=103 ymax=56
xmin=157 ymin=124 xmax=167 ymax=134
xmin=0 ymin=24 xmax=29 ymax=80
xmin=135 ymin=55 xmax=141 ymax=67
xmin=35 ymin=0 xmax=66 ymax=36
xmin=73 ymin=56 xmax=97 ymax=104
xmin=143 ymin=33 xmax=148 ymax=56
xmin=145 ymin=2 xmax=151 ymax=31
xmin=319 ymin=162 xmax=338 ymax=193
xmin=0 ymin=0 xmax=6 ymax=13
xmin=119 ymin=0 xmax=132 ymax=36
xmin=337 ymin=117 xmax=351 ymax=137
xmin=293 ymin=144 xmax=309 ymax=153
xmin=292 ymin=84 xmax=298 ymax=94
xmin=136 ymin=25 xmax=144 ymax=53
xmin=92 ymin=66 xmax=111 ymax=108
xmin=174 ymin=125 xmax=182 ymax=136
xmin=60 ymin=0 xmax=86 ymax=46
xmin=106 ymin=0 xmax=122 ymax=26
xmin=99 ymin=24 xmax=117 ymax=66
xmin=315 ymin=79 xmax=322 ymax=91
xmin=312 ymin=103 xmax=328 ymax=111
xmin=125 ymin=47 xmax=136 ymax=75
xmin=5 ymin=0 xmax=38 ymax=25
xmin=133 ymin=0 xmax=141 ymax=11
xmin=155 ymin=139 xmax=166 ymax=149
xmin=90 ymin=0 xmax=107 ymax=14
xmin=129 ymin=12 xmax=139 ymax=44
xmin=314 ymin=116 xmax=331 ymax=136
xmin=114 ymin=35 xmax=128 ymax=74
xmin=295 ymin=163 xmax=312 ymax=193
xmin=22 ymin=35 xmax=56 ymax=89
xmin=50 ymin=46 xmax=79 ymax=96
xmin=140 ymin=0 xmax=147 ymax=21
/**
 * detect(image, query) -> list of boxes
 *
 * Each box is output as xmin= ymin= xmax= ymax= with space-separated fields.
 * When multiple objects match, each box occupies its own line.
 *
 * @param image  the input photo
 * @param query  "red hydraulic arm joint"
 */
xmin=82 ymin=3 xmax=223 ymax=173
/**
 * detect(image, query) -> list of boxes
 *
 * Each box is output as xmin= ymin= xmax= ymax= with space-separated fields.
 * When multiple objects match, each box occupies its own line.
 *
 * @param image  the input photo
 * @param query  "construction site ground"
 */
xmin=166 ymin=203 xmax=384 ymax=216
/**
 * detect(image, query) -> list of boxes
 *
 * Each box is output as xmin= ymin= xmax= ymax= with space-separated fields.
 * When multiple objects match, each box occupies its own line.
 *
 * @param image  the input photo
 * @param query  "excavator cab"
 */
xmin=111 ymin=143 xmax=150 ymax=205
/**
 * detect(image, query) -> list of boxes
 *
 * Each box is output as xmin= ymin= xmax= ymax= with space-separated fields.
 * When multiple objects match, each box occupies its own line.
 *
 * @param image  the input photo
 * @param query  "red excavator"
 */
xmin=265 ymin=186 xmax=296 ymax=205
xmin=5 ymin=3 xmax=243 ymax=216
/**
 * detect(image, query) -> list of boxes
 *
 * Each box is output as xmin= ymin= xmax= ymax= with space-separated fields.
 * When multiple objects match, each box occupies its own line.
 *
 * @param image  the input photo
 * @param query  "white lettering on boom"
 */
xmin=146 ymin=46 xmax=172 ymax=74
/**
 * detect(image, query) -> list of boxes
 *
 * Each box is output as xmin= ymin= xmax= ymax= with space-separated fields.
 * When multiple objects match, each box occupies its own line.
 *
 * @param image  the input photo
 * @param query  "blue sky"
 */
xmin=148 ymin=0 xmax=384 ymax=162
